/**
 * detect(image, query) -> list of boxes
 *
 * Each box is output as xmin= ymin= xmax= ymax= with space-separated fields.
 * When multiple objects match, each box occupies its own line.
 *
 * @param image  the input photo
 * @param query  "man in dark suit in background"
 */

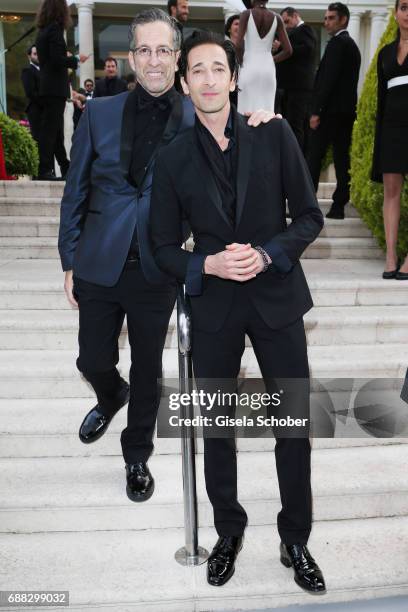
xmin=93 ymin=57 xmax=127 ymax=97
xmin=150 ymin=31 xmax=325 ymax=592
xmin=274 ymin=7 xmax=317 ymax=152
xmin=21 ymin=45 xmax=42 ymax=145
xmin=306 ymin=2 xmax=361 ymax=219
xmin=167 ymin=0 xmax=189 ymax=35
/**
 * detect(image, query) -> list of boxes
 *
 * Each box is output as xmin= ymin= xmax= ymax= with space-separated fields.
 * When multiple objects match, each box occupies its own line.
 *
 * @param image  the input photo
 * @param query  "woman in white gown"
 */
xmin=236 ymin=1 xmax=292 ymax=113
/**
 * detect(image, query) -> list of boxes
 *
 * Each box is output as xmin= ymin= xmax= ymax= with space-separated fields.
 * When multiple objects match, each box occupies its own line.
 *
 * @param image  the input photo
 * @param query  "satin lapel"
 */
xmin=138 ymin=90 xmax=184 ymax=193
xmin=235 ymin=111 xmax=253 ymax=228
xmin=119 ymin=89 xmax=138 ymax=185
xmin=189 ymin=130 xmax=232 ymax=229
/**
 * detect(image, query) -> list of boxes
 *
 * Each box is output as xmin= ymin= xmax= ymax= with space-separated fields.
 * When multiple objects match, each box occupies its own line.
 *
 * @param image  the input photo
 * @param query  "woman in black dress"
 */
xmin=35 ymin=0 xmax=89 ymax=180
xmin=372 ymin=0 xmax=408 ymax=279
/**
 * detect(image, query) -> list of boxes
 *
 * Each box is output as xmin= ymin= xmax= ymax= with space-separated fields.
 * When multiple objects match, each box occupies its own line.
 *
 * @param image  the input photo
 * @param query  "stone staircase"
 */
xmin=0 ymin=179 xmax=407 ymax=611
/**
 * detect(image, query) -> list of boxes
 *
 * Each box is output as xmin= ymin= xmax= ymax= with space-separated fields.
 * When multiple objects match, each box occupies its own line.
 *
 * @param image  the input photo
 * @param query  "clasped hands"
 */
xmin=204 ymin=243 xmax=271 ymax=282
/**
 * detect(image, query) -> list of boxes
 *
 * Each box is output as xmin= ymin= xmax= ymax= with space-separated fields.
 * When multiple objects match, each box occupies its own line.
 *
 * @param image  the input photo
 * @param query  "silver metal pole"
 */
xmin=174 ymin=283 xmax=208 ymax=566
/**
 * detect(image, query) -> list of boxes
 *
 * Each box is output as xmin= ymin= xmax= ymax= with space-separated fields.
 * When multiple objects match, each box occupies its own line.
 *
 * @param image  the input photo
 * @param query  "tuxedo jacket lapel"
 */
xmin=120 ymin=89 xmax=138 ymax=186
xmin=235 ymin=111 xmax=253 ymax=228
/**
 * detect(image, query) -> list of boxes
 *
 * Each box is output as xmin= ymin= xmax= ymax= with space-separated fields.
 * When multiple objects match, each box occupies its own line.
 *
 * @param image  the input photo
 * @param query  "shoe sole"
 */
xmin=126 ymin=480 xmax=155 ymax=503
xmin=280 ymin=556 xmax=326 ymax=595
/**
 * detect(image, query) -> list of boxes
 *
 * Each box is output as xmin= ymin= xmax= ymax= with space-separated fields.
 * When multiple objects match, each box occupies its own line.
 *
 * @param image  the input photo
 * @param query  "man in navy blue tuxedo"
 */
xmin=58 ymin=8 xmax=276 ymax=502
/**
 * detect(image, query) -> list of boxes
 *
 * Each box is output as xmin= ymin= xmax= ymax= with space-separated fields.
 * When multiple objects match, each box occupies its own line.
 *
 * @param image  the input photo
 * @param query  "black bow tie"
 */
xmin=138 ymin=97 xmax=169 ymax=112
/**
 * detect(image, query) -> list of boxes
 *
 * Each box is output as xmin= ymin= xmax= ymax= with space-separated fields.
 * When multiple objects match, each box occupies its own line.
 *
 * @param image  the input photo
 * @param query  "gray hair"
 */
xmin=128 ymin=8 xmax=182 ymax=51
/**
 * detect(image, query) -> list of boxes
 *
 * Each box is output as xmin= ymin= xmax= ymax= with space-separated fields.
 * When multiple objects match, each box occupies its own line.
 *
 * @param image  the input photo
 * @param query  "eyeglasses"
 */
xmin=131 ymin=46 xmax=175 ymax=60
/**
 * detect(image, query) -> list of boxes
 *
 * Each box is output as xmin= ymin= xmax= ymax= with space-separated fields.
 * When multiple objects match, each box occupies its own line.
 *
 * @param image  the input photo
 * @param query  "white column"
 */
xmin=348 ymin=10 xmax=363 ymax=45
xmin=76 ymin=0 xmax=95 ymax=86
xmin=369 ymin=10 xmax=389 ymax=61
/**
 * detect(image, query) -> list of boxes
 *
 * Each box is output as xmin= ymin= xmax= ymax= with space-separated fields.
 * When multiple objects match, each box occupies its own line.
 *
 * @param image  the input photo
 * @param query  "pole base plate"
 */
xmin=175 ymin=546 xmax=209 ymax=566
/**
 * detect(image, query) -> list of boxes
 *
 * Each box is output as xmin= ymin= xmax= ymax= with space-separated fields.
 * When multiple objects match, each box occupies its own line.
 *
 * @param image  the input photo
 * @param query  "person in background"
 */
xmin=93 ymin=57 xmax=128 ymax=98
xmin=21 ymin=45 xmax=42 ymax=145
xmin=236 ymin=1 xmax=292 ymax=113
xmin=306 ymin=2 xmax=361 ymax=219
xmin=83 ymin=78 xmax=94 ymax=99
xmin=274 ymin=7 xmax=317 ymax=152
xmin=225 ymin=14 xmax=240 ymax=46
xmin=371 ymin=0 xmax=408 ymax=280
xmin=35 ymin=0 xmax=89 ymax=180
xmin=167 ymin=0 xmax=189 ymax=36
xmin=225 ymin=14 xmax=241 ymax=106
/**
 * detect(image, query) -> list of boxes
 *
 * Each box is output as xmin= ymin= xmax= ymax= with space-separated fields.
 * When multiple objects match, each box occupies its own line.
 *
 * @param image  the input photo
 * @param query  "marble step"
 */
xmin=0 ymin=235 xmax=383 ymax=260
xmin=0 ymin=179 xmax=337 ymax=197
xmin=0 ymin=344 xmax=406 ymax=399
xmin=1 ymin=398 xmax=405 ymax=458
xmin=1 ymin=305 xmax=407 ymax=350
xmin=0 ymin=517 xmax=407 ymax=610
xmin=1 ymin=445 xmax=407 ymax=534
xmin=0 ymin=214 xmax=368 ymax=237
xmin=0 ymin=259 xmax=403 ymax=310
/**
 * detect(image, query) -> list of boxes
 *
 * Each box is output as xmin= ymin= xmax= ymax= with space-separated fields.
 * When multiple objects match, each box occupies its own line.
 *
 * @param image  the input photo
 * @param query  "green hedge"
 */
xmin=350 ymin=12 xmax=408 ymax=256
xmin=0 ymin=113 xmax=39 ymax=177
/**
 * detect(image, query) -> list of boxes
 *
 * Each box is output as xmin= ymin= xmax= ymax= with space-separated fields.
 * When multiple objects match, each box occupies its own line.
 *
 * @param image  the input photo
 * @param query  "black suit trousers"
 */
xmin=192 ymin=288 xmax=312 ymax=544
xmin=38 ymin=96 xmax=69 ymax=176
xmin=306 ymin=112 xmax=355 ymax=208
xmin=73 ymin=261 xmax=176 ymax=463
xmin=27 ymin=105 xmax=42 ymax=145
xmin=280 ymin=89 xmax=311 ymax=153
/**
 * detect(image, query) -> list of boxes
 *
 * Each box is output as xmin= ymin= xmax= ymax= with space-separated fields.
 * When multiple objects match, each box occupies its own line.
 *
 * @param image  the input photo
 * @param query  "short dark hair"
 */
xmin=84 ymin=78 xmax=94 ymax=86
xmin=104 ymin=56 xmax=118 ymax=67
xmin=27 ymin=44 xmax=36 ymax=55
xmin=327 ymin=2 xmax=350 ymax=26
xmin=167 ymin=0 xmax=177 ymax=15
xmin=128 ymin=8 xmax=182 ymax=51
xmin=179 ymin=30 xmax=239 ymax=83
xmin=224 ymin=14 xmax=240 ymax=38
xmin=280 ymin=7 xmax=298 ymax=17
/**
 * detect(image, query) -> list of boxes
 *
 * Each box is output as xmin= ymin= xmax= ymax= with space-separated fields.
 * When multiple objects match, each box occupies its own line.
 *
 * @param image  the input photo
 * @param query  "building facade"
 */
xmin=0 ymin=0 xmax=392 ymax=119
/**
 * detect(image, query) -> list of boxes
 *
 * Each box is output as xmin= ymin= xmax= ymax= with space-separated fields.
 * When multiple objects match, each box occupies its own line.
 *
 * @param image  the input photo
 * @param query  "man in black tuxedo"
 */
xmin=274 ymin=8 xmax=317 ymax=152
xmin=93 ymin=57 xmax=128 ymax=98
xmin=150 ymin=31 xmax=326 ymax=592
xmin=21 ymin=45 xmax=42 ymax=145
xmin=59 ymin=9 xmax=273 ymax=503
xmin=306 ymin=2 xmax=361 ymax=219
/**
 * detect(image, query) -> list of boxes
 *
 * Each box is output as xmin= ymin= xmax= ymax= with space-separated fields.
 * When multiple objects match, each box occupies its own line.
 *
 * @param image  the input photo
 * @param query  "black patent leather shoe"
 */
xmin=126 ymin=462 xmax=155 ymax=502
xmin=280 ymin=542 xmax=326 ymax=594
xmin=326 ymin=205 xmax=344 ymax=220
xmin=395 ymin=270 xmax=408 ymax=280
xmin=207 ymin=535 xmax=243 ymax=586
xmin=78 ymin=383 xmax=130 ymax=444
